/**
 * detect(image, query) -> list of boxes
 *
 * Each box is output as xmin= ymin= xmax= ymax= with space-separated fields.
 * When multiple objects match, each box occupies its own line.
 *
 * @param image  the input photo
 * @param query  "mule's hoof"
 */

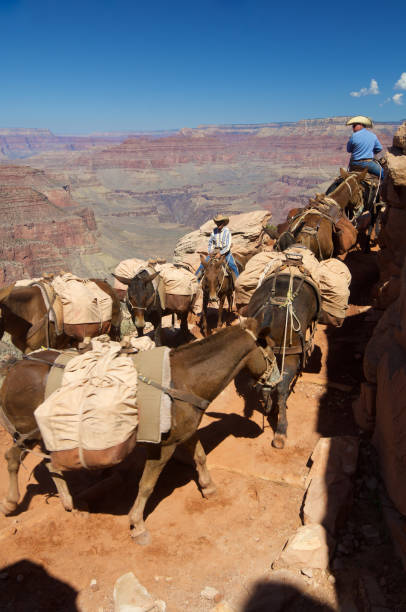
xmin=202 ymin=484 xmax=217 ymax=498
xmin=0 ymin=499 xmax=17 ymax=516
xmin=272 ymin=434 xmax=286 ymax=450
xmin=131 ymin=529 xmax=151 ymax=546
xmin=60 ymin=497 xmax=74 ymax=512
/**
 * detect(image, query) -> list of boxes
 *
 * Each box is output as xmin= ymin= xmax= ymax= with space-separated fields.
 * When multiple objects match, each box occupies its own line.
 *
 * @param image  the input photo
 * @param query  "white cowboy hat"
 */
xmin=346 ymin=115 xmax=373 ymax=128
xmin=213 ymin=213 xmax=229 ymax=224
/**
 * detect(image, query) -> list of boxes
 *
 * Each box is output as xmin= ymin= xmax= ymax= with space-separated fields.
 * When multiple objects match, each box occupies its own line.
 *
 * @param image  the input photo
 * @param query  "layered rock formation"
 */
xmin=0 ymin=164 xmax=98 ymax=285
xmin=4 ymin=117 xmax=399 ymax=268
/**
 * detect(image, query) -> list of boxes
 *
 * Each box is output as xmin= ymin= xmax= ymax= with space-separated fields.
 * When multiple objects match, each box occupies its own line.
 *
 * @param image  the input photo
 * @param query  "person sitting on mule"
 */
xmin=346 ymin=115 xmax=384 ymax=179
xmin=195 ymin=214 xmax=240 ymax=282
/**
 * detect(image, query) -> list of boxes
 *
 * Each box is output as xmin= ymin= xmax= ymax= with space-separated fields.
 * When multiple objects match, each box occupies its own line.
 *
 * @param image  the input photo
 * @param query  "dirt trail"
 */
xmin=0 ymin=254 xmax=404 ymax=611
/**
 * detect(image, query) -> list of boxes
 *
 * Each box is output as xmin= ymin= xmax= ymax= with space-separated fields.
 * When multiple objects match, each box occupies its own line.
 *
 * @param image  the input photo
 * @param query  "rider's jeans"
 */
xmin=349 ymin=159 xmax=384 ymax=179
xmin=195 ymin=251 xmax=240 ymax=278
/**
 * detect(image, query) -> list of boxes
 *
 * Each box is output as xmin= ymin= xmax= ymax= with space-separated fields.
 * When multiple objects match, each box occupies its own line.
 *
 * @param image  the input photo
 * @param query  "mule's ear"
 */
xmin=340 ymin=167 xmax=349 ymax=178
xmin=144 ymin=271 xmax=160 ymax=284
xmin=112 ymin=273 xmax=131 ymax=286
xmin=200 ymin=253 xmax=207 ymax=266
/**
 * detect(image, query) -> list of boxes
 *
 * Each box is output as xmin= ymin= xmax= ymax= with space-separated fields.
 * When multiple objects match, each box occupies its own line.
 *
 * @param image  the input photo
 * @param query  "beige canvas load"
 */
xmin=113 ymin=258 xmax=147 ymax=291
xmin=235 ymin=246 xmax=320 ymax=305
xmin=51 ymin=273 xmax=112 ymax=325
xmin=318 ymin=259 xmax=351 ymax=318
xmin=35 ymin=338 xmax=139 ymax=458
xmin=235 ymin=246 xmax=351 ymax=319
xmin=156 ymin=262 xmax=198 ymax=296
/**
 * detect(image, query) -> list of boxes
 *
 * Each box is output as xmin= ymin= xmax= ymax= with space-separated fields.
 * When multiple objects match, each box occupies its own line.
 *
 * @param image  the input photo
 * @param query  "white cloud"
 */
xmin=350 ymin=78 xmax=380 ymax=97
xmin=393 ymin=93 xmax=404 ymax=105
xmin=379 ymin=97 xmax=391 ymax=107
xmin=395 ymin=73 xmax=406 ymax=90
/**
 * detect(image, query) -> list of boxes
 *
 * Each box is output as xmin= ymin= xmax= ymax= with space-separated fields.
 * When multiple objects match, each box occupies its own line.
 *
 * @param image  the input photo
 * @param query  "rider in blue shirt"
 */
xmin=346 ymin=116 xmax=384 ymax=179
xmin=195 ymin=214 xmax=240 ymax=282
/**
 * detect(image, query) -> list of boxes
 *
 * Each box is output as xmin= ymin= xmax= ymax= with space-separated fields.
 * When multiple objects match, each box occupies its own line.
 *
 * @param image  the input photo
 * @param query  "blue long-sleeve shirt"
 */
xmin=208 ymin=226 xmax=232 ymax=255
xmin=346 ymin=128 xmax=383 ymax=161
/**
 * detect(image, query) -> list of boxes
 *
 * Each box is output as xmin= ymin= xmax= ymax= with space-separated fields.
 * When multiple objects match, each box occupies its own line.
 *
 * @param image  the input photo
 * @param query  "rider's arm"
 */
xmin=219 ymin=228 xmax=231 ymax=255
xmin=208 ymin=230 xmax=216 ymax=253
xmin=373 ymin=136 xmax=383 ymax=155
xmin=346 ymin=136 xmax=354 ymax=153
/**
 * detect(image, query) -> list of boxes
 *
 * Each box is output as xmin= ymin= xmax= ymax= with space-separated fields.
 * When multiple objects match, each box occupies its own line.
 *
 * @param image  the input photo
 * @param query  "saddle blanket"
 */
xmin=34 ymin=336 xmax=171 ymax=470
xmin=235 ymin=246 xmax=351 ymax=319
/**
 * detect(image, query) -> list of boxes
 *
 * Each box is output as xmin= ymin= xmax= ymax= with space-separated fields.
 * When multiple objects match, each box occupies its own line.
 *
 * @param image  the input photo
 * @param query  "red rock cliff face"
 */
xmin=0 ymin=164 xmax=98 ymax=286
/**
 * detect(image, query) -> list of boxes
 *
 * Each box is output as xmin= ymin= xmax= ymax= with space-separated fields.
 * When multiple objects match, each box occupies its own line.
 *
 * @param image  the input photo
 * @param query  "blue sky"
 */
xmin=0 ymin=0 xmax=405 ymax=133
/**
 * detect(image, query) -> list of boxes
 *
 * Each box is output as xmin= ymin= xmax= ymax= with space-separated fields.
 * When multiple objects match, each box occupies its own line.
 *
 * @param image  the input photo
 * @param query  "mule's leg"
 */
xmin=181 ymin=433 xmax=216 ymax=498
xmin=154 ymin=321 xmax=163 ymax=346
xmin=179 ymin=312 xmax=189 ymax=339
xmin=0 ymin=444 xmax=23 ymax=515
xmin=46 ymin=462 xmax=73 ymax=511
xmin=201 ymin=294 xmax=209 ymax=336
xmin=272 ymin=386 xmax=289 ymax=449
xmin=217 ymin=295 xmax=225 ymax=329
xmin=0 ymin=444 xmax=27 ymax=515
xmin=128 ymin=443 xmax=176 ymax=543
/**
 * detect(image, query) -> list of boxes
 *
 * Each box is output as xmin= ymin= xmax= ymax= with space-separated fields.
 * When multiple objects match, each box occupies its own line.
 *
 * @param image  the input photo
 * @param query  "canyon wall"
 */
xmin=0 ymin=164 xmax=99 ymax=285
xmin=0 ymin=117 xmax=399 ymax=276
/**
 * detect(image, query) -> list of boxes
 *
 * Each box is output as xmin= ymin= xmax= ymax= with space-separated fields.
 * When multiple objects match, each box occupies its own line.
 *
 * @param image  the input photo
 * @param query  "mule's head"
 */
xmin=113 ymin=270 xmax=159 ymax=329
xmin=338 ymin=167 xmax=368 ymax=211
xmin=201 ymin=255 xmax=226 ymax=301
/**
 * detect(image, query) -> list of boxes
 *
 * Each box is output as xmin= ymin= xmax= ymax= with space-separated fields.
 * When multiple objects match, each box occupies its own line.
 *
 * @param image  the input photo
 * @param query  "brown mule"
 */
xmin=275 ymin=168 xmax=368 ymax=261
xmin=0 ymin=279 xmax=122 ymax=354
xmin=200 ymin=253 xmax=240 ymax=335
xmin=0 ymin=319 xmax=270 ymax=542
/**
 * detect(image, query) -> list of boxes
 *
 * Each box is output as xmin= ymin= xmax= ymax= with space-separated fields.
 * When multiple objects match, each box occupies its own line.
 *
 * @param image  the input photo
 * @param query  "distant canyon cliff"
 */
xmin=0 ymin=117 xmax=399 ymax=284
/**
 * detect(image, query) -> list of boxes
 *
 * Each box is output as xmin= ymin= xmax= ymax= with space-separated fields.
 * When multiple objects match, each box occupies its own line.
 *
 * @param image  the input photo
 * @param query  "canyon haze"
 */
xmin=0 ymin=117 xmax=400 ymax=284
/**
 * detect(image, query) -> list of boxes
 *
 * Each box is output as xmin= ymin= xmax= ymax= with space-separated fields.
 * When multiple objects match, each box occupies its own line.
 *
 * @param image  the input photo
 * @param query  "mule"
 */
xmin=113 ymin=268 xmax=196 ymax=346
xmin=199 ymin=253 xmax=242 ymax=335
xmin=0 ymin=320 xmax=270 ymax=542
xmin=247 ymin=271 xmax=319 ymax=449
xmin=0 ymin=279 xmax=121 ymax=354
xmin=275 ymin=168 xmax=368 ymax=260
xmin=326 ymin=169 xmax=382 ymax=253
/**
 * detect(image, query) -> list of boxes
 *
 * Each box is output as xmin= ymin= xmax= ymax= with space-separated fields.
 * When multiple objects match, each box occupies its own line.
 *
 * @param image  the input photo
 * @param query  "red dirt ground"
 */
xmin=0 ymin=254 xmax=403 ymax=611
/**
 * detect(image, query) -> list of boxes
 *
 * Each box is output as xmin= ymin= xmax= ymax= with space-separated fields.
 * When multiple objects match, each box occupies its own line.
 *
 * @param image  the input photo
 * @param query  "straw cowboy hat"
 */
xmin=213 ymin=213 xmax=229 ymax=224
xmin=346 ymin=115 xmax=373 ymax=128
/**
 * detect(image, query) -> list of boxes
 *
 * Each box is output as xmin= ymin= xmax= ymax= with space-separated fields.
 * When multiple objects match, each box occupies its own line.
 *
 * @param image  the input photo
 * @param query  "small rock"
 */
xmin=90 ymin=578 xmax=99 ymax=592
xmin=113 ymin=572 xmax=166 ymax=612
xmin=16 ymin=575 xmax=24 ymax=583
xmin=165 ymin=577 xmax=172 ymax=583
xmin=301 ymin=568 xmax=313 ymax=578
xmin=277 ymin=524 xmax=334 ymax=570
xmin=201 ymin=586 xmax=221 ymax=601
xmin=328 ymin=574 xmax=336 ymax=584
